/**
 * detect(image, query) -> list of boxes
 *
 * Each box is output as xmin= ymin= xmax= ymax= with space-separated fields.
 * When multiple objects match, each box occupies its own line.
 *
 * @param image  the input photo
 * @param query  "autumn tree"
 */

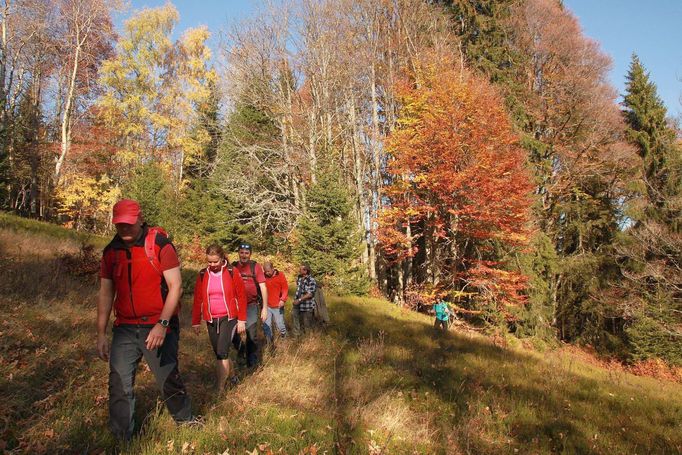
xmin=438 ymin=0 xmax=636 ymax=343
xmin=378 ymin=55 xmax=533 ymax=319
xmin=97 ymin=4 xmax=215 ymax=186
xmin=53 ymin=0 xmax=118 ymax=187
xmin=54 ymin=111 xmax=122 ymax=232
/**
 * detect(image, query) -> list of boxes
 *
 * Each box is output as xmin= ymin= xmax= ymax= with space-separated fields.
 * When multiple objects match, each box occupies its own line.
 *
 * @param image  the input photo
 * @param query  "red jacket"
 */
xmin=192 ymin=261 xmax=248 ymax=325
xmin=100 ymin=224 xmax=180 ymax=326
xmin=265 ymin=270 xmax=288 ymax=308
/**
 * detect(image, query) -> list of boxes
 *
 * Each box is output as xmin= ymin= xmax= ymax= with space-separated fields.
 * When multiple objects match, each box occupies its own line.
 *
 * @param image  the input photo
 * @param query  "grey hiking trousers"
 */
xmin=108 ymin=323 xmax=192 ymax=440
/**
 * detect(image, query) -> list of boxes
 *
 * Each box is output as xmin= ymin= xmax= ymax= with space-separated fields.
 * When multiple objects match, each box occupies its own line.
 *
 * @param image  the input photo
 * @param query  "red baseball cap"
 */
xmin=112 ymin=199 xmax=141 ymax=225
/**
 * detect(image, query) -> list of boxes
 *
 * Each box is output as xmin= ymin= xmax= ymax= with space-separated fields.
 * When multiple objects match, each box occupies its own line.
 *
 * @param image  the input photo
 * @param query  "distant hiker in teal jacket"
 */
xmin=433 ymin=299 xmax=451 ymax=332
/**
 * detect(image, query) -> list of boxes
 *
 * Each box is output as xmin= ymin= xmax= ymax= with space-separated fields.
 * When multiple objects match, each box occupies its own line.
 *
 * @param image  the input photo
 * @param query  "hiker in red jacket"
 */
xmin=96 ymin=199 xmax=195 ymax=440
xmin=263 ymin=261 xmax=288 ymax=342
xmin=192 ymin=244 xmax=248 ymax=390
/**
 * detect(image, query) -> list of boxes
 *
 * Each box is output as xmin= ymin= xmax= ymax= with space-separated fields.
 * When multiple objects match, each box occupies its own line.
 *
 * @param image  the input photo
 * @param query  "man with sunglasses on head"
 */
xmin=231 ymin=243 xmax=268 ymax=367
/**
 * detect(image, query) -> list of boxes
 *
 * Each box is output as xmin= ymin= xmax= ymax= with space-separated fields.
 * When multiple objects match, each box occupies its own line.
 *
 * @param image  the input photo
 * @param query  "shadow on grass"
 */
xmin=323 ymin=297 xmax=682 ymax=454
xmin=0 ymin=309 xmax=110 ymax=452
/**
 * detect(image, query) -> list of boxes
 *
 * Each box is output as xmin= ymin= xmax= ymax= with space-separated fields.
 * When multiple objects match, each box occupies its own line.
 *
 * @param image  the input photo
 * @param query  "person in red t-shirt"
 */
xmin=263 ymin=261 xmax=288 ymax=342
xmin=96 ymin=199 xmax=195 ymax=440
xmin=231 ymin=243 xmax=268 ymax=367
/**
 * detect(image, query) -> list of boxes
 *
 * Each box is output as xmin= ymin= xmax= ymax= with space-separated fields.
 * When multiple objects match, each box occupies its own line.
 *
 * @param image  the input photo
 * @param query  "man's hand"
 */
xmin=261 ymin=307 xmax=268 ymax=322
xmin=278 ymin=300 xmax=285 ymax=308
xmin=193 ymin=325 xmax=201 ymax=335
xmin=237 ymin=321 xmax=246 ymax=334
xmin=96 ymin=278 xmax=114 ymax=361
xmin=97 ymin=334 xmax=109 ymax=361
xmin=145 ymin=323 xmax=167 ymax=350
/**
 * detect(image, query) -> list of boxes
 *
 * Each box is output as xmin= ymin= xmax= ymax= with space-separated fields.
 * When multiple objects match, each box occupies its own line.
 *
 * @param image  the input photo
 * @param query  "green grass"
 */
xmin=0 ymin=218 xmax=681 ymax=454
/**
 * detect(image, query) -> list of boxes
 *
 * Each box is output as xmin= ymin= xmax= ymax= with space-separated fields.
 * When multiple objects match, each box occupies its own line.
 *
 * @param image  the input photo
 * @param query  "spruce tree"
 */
xmin=295 ymin=170 xmax=369 ymax=295
xmin=620 ymin=55 xmax=682 ymax=364
xmin=623 ymin=55 xmax=681 ymax=226
xmin=121 ymin=162 xmax=176 ymax=228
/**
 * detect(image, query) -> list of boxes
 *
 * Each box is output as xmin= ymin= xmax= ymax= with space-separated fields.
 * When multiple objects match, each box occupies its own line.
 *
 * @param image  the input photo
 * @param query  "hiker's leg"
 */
xmin=208 ymin=318 xmax=236 ymax=389
xmin=216 ymin=359 xmax=230 ymax=391
xmin=245 ymin=324 xmax=258 ymax=366
xmin=272 ymin=306 xmax=287 ymax=337
xmin=262 ymin=307 xmax=274 ymax=344
xmin=245 ymin=303 xmax=260 ymax=366
xmin=142 ymin=324 xmax=192 ymax=423
xmin=108 ymin=326 xmax=142 ymax=440
xmin=301 ymin=311 xmax=313 ymax=334
xmin=434 ymin=318 xmax=439 ymax=330
xmin=291 ymin=305 xmax=301 ymax=336
xmin=232 ymin=329 xmax=244 ymax=360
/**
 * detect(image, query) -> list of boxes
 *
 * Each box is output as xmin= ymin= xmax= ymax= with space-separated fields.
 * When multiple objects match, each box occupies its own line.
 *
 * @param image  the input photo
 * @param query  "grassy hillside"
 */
xmin=0 ymin=214 xmax=681 ymax=454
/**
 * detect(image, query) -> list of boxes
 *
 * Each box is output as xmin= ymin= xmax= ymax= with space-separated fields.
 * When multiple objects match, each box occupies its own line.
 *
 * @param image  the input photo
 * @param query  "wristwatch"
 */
xmin=158 ymin=319 xmax=170 ymax=328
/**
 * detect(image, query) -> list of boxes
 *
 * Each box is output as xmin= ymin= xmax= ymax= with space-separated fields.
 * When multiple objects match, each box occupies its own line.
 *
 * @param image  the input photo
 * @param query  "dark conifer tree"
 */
xmin=619 ymin=55 xmax=682 ymax=364
xmin=295 ymin=169 xmax=369 ymax=295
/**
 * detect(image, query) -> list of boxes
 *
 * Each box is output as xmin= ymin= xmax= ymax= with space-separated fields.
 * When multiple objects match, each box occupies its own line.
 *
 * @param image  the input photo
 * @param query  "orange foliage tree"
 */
xmin=378 ymin=56 xmax=533 ymax=317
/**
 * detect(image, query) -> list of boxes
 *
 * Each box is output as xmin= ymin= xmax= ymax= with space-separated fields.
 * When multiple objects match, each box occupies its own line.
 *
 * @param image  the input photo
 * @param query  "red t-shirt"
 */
xmin=265 ymin=270 xmax=288 ymax=308
xmin=234 ymin=261 xmax=266 ymax=304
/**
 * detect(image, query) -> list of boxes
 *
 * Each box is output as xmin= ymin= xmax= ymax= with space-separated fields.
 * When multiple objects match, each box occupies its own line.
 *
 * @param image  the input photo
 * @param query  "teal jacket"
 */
xmin=434 ymin=301 xmax=450 ymax=321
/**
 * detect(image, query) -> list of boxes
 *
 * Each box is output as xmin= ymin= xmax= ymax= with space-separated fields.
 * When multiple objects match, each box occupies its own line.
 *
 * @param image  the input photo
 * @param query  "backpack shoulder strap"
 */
xmin=250 ymin=260 xmax=262 ymax=298
xmin=144 ymin=227 xmax=165 ymax=276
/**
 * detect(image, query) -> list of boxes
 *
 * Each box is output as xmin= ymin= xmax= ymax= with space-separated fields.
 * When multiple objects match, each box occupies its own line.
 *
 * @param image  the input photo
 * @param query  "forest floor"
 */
xmin=1 ymin=212 xmax=681 ymax=454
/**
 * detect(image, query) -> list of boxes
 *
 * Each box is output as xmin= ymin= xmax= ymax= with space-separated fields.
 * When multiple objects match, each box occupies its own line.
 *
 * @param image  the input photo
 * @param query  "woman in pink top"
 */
xmin=192 ymin=244 xmax=247 ymax=390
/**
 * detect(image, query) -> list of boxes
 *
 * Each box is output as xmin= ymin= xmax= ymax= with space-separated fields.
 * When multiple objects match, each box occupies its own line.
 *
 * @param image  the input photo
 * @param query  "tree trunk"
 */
xmin=56 ymin=33 xmax=81 ymax=185
xmin=0 ymin=0 xmax=10 ymax=203
xmin=348 ymin=90 xmax=376 ymax=280
xmin=405 ymin=216 xmax=413 ymax=290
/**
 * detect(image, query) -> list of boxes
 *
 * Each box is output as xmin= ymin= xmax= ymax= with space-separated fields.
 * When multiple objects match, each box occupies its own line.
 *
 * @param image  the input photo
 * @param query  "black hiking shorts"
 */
xmin=207 ymin=317 xmax=238 ymax=360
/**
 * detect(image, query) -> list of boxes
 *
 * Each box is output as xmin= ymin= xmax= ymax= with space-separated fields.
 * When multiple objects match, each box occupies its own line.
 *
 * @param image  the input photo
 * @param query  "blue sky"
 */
xmin=125 ymin=0 xmax=682 ymax=117
xmin=123 ymin=0 xmax=255 ymax=51
xmin=564 ymin=0 xmax=682 ymax=117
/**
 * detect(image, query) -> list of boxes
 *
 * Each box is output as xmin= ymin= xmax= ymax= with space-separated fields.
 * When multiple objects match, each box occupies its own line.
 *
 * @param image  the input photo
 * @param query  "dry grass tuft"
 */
xmin=359 ymin=392 xmax=430 ymax=449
